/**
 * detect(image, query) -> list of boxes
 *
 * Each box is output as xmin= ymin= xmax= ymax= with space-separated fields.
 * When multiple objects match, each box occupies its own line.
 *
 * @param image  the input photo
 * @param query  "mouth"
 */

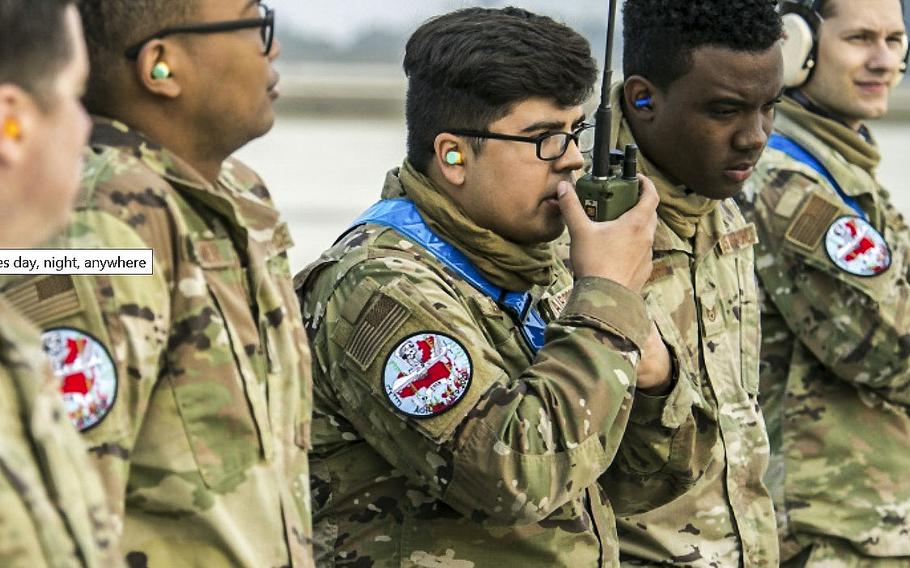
xmin=722 ymin=161 xmax=755 ymax=183
xmin=542 ymin=193 xmax=559 ymax=208
xmin=855 ymin=80 xmax=888 ymax=95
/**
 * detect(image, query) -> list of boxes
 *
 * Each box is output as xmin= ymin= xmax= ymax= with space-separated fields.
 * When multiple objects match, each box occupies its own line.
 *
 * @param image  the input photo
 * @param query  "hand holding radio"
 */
xmin=557 ymin=174 xmax=658 ymax=292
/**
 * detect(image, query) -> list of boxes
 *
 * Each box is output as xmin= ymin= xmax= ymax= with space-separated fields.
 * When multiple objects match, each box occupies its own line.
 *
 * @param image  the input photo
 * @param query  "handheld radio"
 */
xmin=574 ymin=0 xmax=639 ymax=222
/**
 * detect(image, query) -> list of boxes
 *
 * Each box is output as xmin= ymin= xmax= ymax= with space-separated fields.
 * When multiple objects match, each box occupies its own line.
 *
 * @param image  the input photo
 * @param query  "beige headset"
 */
xmin=780 ymin=0 xmax=909 ymax=87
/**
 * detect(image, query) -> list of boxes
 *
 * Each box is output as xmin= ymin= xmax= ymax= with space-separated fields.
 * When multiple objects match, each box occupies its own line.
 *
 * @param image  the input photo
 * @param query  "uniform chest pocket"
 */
xmin=735 ymin=256 xmax=761 ymax=397
xmin=166 ymin=236 xmax=271 ymax=491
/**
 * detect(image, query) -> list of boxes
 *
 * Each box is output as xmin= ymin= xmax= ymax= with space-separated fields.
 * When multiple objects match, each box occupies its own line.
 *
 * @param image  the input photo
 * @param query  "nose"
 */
xmin=79 ymin=103 xmax=91 ymax=145
xmin=733 ymin=112 xmax=769 ymax=153
xmin=868 ymin=36 xmax=904 ymax=75
xmin=554 ymin=137 xmax=585 ymax=173
xmin=268 ymin=37 xmax=281 ymax=61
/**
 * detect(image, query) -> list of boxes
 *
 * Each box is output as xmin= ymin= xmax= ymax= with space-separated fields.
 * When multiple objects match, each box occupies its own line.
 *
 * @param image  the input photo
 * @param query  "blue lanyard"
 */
xmin=768 ymin=133 xmax=868 ymax=221
xmin=346 ymin=198 xmax=546 ymax=353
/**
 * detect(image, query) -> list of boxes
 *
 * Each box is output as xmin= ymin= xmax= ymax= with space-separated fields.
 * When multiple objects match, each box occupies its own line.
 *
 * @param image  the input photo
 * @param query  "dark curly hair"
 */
xmin=75 ymin=0 xmax=197 ymax=112
xmin=0 ymin=0 xmax=74 ymax=109
xmin=404 ymin=7 xmax=598 ymax=173
xmin=623 ymin=0 xmax=783 ymax=88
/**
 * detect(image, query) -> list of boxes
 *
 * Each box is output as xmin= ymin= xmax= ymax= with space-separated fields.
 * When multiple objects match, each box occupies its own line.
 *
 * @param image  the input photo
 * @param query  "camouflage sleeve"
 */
xmin=747 ymin=167 xmax=910 ymax=405
xmin=599 ymin=352 xmax=712 ymax=516
xmin=3 ymin=151 xmax=178 ymax=521
xmin=307 ymin=256 xmax=651 ymax=525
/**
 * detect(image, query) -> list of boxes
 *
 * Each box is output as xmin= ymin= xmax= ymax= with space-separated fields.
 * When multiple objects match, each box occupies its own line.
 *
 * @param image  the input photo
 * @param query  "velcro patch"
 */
xmin=719 ymin=224 xmax=759 ymax=255
xmin=540 ymin=286 xmax=572 ymax=321
xmin=190 ymin=237 xmax=236 ymax=269
xmin=382 ymin=332 xmax=472 ymax=419
xmin=42 ymin=327 xmax=118 ymax=432
xmin=785 ymin=193 xmax=842 ymax=251
xmin=4 ymin=275 xmax=82 ymax=328
xmin=825 ymin=216 xmax=891 ymax=277
xmin=347 ymin=292 xmax=410 ymax=370
xmin=646 ymin=256 xmax=689 ymax=285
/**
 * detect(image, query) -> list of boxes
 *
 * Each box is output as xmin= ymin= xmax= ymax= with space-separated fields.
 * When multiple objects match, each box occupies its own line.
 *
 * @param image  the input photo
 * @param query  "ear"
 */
xmin=623 ymin=76 xmax=658 ymax=120
xmin=133 ymin=40 xmax=182 ymax=99
xmin=433 ymin=132 xmax=467 ymax=186
xmin=0 ymin=84 xmax=38 ymax=168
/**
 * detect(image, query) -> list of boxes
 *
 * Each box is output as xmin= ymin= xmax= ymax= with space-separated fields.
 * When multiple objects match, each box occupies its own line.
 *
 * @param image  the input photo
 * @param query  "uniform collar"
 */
xmin=89 ymin=116 xmax=279 ymax=233
xmin=785 ymin=88 xmax=873 ymax=142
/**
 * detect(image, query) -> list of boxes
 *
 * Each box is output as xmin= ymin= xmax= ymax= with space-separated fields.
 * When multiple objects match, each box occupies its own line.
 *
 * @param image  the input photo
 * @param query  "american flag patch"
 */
xmin=785 ymin=193 xmax=841 ymax=251
xmin=347 ymin=292 xmax=410 ymax=370
xmin=4 ymin=275 xmax=81 ymax=328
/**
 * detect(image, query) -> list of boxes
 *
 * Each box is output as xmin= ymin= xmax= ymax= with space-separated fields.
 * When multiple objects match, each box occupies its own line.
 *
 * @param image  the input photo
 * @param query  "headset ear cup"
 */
xmin=781 ymin=13 xmax=817 ymax=87
xmin=890 ymin=33 xmax=908 ymax=88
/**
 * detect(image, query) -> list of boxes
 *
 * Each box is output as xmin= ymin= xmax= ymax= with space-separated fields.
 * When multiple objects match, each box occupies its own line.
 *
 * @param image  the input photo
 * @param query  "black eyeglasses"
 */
xmin=124 ymin=3 xmax=275 ymax=59
xmin=446 ymin=123 xmax=595 ymax=161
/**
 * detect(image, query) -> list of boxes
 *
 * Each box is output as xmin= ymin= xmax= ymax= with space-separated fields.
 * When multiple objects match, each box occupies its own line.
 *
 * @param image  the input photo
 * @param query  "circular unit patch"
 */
xmin=382 ymin=332 xmax=472 ymax=419
xmin=825 ymin=215 xmax=891 ymax=277
xmin=41 ymin=328 xmax=117 ymax=432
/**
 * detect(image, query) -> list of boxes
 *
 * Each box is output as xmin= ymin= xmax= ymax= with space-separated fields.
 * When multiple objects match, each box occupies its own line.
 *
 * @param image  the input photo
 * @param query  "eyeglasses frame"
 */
xmin=124 ymin=3 xmax=275 ymax=60
xmin=445 ymin=122 xmax=595 ymax=162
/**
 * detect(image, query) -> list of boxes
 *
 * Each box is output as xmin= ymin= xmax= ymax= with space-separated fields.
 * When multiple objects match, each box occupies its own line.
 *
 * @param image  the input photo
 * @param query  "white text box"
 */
xmin=0 ymin=249 xmax=154 ymax=275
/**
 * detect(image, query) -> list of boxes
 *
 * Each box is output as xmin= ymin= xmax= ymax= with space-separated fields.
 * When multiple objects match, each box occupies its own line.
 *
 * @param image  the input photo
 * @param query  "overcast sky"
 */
xmin=275 ymin=0 xmax=609 ymax=44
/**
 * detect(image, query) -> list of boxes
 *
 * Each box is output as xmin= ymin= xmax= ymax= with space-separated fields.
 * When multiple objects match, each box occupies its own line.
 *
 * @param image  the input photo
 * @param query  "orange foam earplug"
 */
xmin=2 ymin=118 xmax=21 ymax=140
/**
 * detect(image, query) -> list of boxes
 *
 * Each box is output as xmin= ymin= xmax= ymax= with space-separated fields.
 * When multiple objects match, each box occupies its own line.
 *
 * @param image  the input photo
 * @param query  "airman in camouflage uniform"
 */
xmin=1 ymin=0 xmax=313 ymax=564
xmin=610 ymin=1 xmax=783 ymax=565
xmin=299 ymin=166 xmax=712 ymax=567
xmin=0 ymin=299 xmax=122 ymax=568
xmin=0 ymin=1 xmax=122 ymax=565
xmin=613 ymin=112 xmax=778 ymax=568
xmin=737 ymin=1 xmax=910 ymax=564
xmin=3 ymin=118 xmax=313 ymax=567
xmin=297 ymin=7 xmax=711 ymax=567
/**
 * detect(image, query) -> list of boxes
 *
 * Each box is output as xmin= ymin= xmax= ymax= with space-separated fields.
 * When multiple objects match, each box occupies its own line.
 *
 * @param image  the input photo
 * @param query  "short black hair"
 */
xmin=0 ymin=0 xmax=75 ymax=108
xmin=623 ymin=0 xmax=783 ymax=89
xmin=404 ymin=7 xmax=598 ymax=173
xmin=75 ymin=0 xmax=196 ymax=112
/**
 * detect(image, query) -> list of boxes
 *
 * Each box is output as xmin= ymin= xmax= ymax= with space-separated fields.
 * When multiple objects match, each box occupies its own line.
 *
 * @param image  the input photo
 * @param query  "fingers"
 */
xmin=634 ymin=174 xmax=660 ymax=212
xmin=557 ymin=181 xmax=589 ymax=239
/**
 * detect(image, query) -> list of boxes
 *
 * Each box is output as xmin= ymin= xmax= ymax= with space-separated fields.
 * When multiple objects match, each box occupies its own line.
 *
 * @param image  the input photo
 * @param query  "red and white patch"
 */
xmin=825 ymin=216 xmax=891 ymax=277
xmin=382 ymin=332 xmax=472 ymax=418
xmin=42 ymin=328 xmax=117 ymax=432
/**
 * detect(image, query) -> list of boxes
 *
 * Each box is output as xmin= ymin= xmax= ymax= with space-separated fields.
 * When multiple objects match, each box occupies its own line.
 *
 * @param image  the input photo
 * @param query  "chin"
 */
xmin=697 ymin=180 xmax=742 ymax=201
xmin=864 ymin=103 xmax=889 ymax=120
xmin=539 ymin=219 xmax=567 ymax=244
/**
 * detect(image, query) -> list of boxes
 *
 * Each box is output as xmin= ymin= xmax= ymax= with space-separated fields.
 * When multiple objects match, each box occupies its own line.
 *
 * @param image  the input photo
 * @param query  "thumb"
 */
xmin=557 ymin=181 xmax=589 ymax=237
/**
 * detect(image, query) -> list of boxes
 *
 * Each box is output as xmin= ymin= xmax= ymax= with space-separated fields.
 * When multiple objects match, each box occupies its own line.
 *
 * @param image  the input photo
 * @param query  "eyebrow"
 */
xmin=708 ymin=90 xmax=782 ymax=108
xmin=520 ymin=114 xmax=587 ymax=133
xmin=841 ymin=27 xmax=906 ymax=36
xmin=709 ymin=97 xmax=751 ymax=107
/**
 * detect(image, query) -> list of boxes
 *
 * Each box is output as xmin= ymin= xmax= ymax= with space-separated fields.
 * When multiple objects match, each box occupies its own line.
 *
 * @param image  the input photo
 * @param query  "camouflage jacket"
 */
xmin=738 ymin=101 xmax=910 ymax=559
xmin=615 ymin=200 xmax=778 ymax=567
xmin=0 ymin=297 xmax=122 ymax=568
xmin=1 ymin=118 xmax=313 ymax=567
xmin=296 ymin=169 xmax=707 ymax=567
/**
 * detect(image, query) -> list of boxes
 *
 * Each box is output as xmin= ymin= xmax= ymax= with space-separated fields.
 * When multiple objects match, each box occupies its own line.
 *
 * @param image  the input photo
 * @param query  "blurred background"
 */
xmin=243 ymin=1 xmax=910 ymax=271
